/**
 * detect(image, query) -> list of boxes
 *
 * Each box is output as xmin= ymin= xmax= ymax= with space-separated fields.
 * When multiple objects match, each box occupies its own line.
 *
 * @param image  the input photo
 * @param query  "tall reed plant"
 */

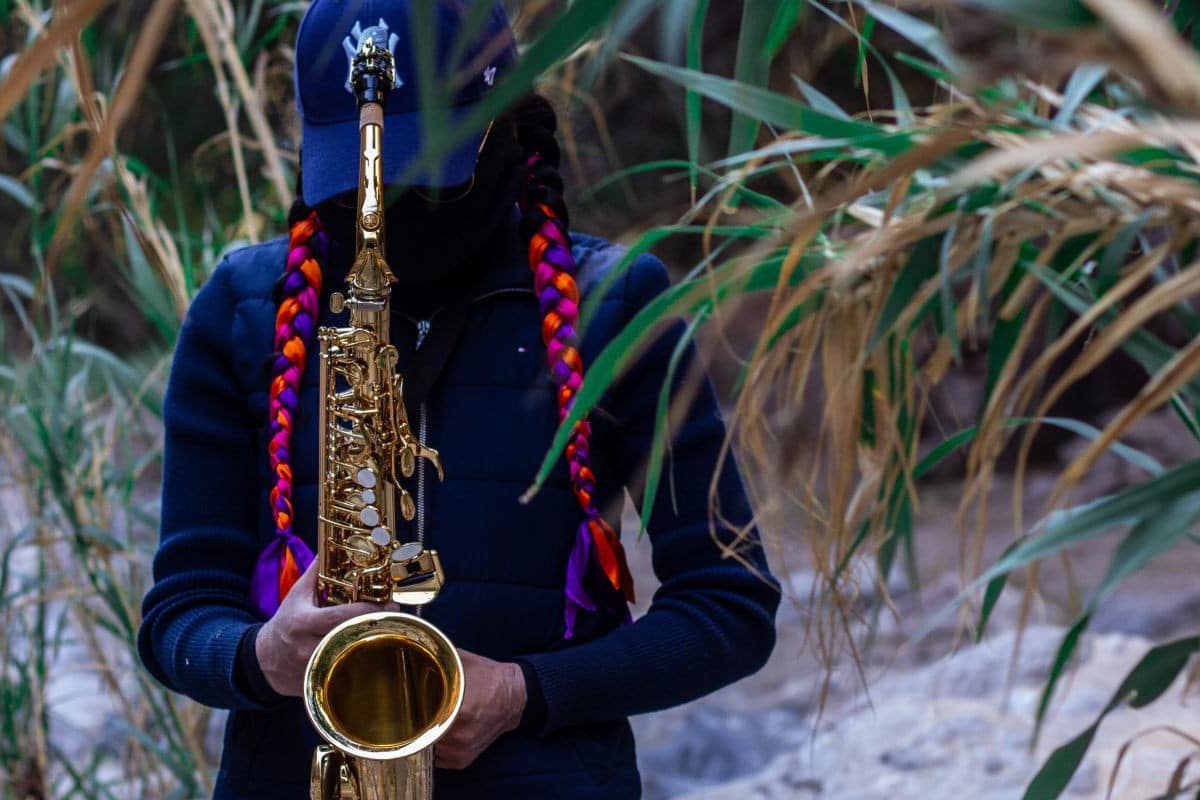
xmin=524 ymin=2 xmax=1200 ymax=796
xmin=9 ymin=0 xmax=1200 ymax=797
xmin=0 ymin=1 xmax=719 ymax=795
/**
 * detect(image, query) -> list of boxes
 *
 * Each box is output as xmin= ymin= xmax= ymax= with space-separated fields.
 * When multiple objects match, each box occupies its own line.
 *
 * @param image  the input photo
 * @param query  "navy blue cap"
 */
xmin=294 ymin=0 xmax=517 ymax=207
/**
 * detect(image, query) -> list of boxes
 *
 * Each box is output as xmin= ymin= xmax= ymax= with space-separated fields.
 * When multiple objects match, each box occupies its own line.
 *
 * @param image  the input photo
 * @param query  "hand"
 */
xmin=435 ymin=650 xmax=527 ymax=770
xmin=255 ymin=559 xmax=391 ymax=697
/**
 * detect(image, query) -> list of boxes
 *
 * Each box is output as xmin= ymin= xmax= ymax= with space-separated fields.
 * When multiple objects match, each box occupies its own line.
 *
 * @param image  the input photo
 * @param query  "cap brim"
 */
xmin=301 ymin=106 xmax=486 ymax=207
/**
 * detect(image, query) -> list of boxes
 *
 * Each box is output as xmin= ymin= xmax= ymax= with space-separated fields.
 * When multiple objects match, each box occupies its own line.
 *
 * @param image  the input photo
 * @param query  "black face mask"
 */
xmin=314 ymin=121 xmax=525 ymax=293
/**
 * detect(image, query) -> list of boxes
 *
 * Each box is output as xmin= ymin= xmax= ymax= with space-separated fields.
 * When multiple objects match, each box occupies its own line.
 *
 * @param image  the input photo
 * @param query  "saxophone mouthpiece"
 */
xmin=351 ymin=25 xmax=397 ymax=107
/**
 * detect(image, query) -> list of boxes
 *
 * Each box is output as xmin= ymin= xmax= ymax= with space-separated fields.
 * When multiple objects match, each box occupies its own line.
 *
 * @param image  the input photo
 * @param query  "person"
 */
xmin=137 ymin=1 xmax=779 ymax=797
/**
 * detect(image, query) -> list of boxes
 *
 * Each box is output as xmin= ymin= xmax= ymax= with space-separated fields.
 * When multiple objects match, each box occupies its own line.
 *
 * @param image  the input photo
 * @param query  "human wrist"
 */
xmin=236 ymin=624 xmax=286 ymax=705
xmin=514 ymin=659 xmax=547 ymax=733
xmin=252 ymin=618 xmax=290 ymax=697
xmin=504 ymin=661 xmax=528 ymax=733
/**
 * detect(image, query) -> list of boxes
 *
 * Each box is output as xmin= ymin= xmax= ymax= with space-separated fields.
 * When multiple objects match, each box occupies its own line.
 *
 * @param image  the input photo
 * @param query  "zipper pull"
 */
xmin=415 ymin=319 xmax=432 ymax=350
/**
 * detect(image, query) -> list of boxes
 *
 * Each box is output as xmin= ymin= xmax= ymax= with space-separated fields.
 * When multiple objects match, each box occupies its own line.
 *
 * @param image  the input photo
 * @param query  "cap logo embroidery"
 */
xmin=483 ymin=65 xmax=497 ymax=86
xmin=341 ymin=18 xmax=402 ymax=94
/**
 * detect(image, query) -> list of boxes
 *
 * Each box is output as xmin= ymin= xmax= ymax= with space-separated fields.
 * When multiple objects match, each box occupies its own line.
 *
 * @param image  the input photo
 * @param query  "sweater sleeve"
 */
xmin=519 ymin=253 xmax=780 ymax=733
xmin=136 ymin=258 xmax=282 ymax=711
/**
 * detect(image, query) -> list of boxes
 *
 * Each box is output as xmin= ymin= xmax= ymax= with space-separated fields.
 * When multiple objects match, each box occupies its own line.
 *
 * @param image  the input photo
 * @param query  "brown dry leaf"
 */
xmin=1083 ymin=0 xmax=1200 ymax=111
xmin=0 ymin=0 xmax=113 ymax=124
xmin=1013 ymin=239 xmax=1173 ymax=422
xmin=952 ymin=122 xmax=1200 ymax=189
xmin=46 ymin=0 xmax=181 ymax=277
xmin=193 ymin=0 xmax=291 ymax=210
xmin=185 ymin=0 xmax=259 ymax=241
xmin=1054 ymin=332 xmax=1200 ymax=505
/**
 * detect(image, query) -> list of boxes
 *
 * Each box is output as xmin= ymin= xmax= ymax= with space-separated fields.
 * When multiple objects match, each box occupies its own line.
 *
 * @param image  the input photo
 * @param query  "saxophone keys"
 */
xmin=391 ymin=541 xmax=423 ymax=564
xmin=399 ymin=489 xmax=416 ymax=521
xmin=343 ymin=534 xmax=376 ymax=567
xmin=359 ymin=506 xmax=381 ymax=527
xmin=424 ymin=449 xmax=444 ymax=482
xmin=390 ymin=546 xmax=444 ymax=605
xmin=355 ymin=467 xmax=377 ymax=489
xmin=370 ymin=526 xmax=391 ymax=547
xmin=398 ymin=447 xmax=416 ymax=479
xmin=376 ymin=344 xmax=398 ymax=372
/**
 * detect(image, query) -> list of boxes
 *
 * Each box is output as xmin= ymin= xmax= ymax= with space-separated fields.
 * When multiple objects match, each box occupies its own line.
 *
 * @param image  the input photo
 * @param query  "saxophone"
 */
xmin=301 ymin=26 xmax=463 ymax=800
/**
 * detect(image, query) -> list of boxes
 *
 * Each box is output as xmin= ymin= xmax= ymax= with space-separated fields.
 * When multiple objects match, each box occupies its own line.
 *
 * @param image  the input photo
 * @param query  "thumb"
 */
xmin=294 ymin=556 xmax=322 ymax=593
xmin=456 ymin=648 xmax=483 ymax=667
xmin=276 ymin=556 xmax=321 ymax=612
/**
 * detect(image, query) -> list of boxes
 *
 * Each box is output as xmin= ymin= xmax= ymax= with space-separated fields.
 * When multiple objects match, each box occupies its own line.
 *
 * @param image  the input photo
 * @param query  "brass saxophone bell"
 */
xmin=305 ymin=613 xmax=464 ymax=798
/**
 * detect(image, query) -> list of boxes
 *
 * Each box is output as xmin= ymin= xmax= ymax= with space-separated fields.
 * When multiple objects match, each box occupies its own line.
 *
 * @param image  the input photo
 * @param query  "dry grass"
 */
xmin=5 ymin=0 xmax=1200 ymax=797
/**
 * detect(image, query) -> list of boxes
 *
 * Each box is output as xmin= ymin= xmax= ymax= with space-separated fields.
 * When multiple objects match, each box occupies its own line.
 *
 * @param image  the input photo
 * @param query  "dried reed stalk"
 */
xmin=0 ymin=0 xmax=113 ymax=123
xmin=185 ymin=0 xmax=261 ymax=242
xmin=46 ymin=0 xmax=181 ymax=279
xmin=187 ymin=0 xmax=291 ymax=213
xmin=692 ymin=6 xmax=1200 ymax=675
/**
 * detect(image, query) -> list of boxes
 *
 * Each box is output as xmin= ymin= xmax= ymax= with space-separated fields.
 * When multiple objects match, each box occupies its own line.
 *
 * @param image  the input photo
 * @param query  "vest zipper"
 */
xmin=402 ymin=287 xmax=536 ymax=599
xmin=413 ymin=318 xmax=434 ymax=618
xmin=416 ymin=402 xmax=428 ymax=548
xmin=410 ymin=312 xmax=439 ymax=554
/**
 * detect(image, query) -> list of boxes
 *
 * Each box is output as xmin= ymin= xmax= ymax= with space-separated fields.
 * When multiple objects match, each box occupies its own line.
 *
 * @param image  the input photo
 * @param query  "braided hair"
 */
xmin=250 ymin=97 xmax=634 ymax=637
xmin=248 ymin=195 xmax=326 ymax=617
xmin=515 ymin=96 xmax=634 ymax=636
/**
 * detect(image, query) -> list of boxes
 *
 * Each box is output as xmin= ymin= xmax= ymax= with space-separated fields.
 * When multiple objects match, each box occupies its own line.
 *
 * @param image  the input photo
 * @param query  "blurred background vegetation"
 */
xmin=8 ymin=0 xmax=1200 ymax=797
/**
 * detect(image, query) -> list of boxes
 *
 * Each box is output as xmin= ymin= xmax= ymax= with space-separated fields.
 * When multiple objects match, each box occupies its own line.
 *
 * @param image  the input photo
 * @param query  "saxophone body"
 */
xmin=302 ymin=27 xmax=463 ymax=800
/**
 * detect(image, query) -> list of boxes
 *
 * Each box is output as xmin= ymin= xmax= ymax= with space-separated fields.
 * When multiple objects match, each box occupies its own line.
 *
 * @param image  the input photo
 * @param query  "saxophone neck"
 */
xmin=346 ymin=32 xmax=397 ymax=302
xmin=345 ymin=100 xmax=395 ymax=301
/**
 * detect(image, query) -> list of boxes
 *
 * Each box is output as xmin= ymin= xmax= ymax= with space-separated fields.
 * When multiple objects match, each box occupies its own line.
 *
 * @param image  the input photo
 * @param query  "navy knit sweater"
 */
xmin=137 ymin=227 xmax=779 ymax=798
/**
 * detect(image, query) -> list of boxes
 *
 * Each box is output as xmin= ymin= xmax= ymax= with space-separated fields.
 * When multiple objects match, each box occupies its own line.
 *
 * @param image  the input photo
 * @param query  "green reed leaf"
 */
xmin=0 ymin=173 xmax=36 ymax=210
xmin=1024 ymin=635 xmax=1200 ymax=800
xmin=639 ymin=309 xmax=709 ymax=537
xmin=527 ymin=249 xmax=825 ymax=499
xmin=623 ymin=54 xmax=912 ymax=155
xmin=856 ymin=1 xmax=965 ymax=74
xmin=1055 ymin=63 xmax=1108 ymax=126
xmin=578 ymin=224 xmax=775 ymax=331
xmin=793 ymin=76 xmax=851 ymax=120
xmin=729 ymin=0 xmax=788 ymax=157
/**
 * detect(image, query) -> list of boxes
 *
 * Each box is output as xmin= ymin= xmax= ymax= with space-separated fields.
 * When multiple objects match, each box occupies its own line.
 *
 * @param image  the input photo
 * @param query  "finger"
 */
xmin=279 ymin=558 xmax=322 ymax=612
xmin=293 ymin=557 xmax=321 ymax=592
xmin=311 ymin=600 xmax=392 ymax=631
xmin=455 ymin=648 xmax=483 ymax=669
xmin=315 ymin=600 xmax=379 ymax=624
